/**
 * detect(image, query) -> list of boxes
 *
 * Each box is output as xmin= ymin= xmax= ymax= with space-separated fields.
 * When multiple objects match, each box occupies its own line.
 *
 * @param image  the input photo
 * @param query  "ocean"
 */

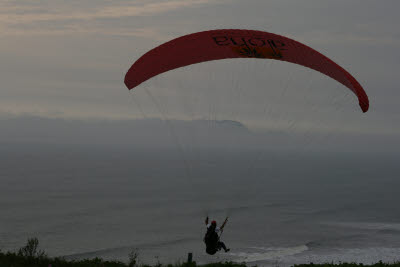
xmin=1 ymin=142 xmax=400 ymax=266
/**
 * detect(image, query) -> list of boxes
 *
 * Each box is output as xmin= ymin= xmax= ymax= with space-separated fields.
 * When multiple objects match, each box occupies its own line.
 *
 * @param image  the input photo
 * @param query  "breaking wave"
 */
xmin=230 ymin=245 xmax=309 ymax=262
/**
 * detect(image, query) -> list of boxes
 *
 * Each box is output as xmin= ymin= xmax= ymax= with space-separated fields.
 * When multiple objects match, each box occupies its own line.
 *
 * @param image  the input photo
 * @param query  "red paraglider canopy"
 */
xmin=124 ymin=29 xmax=369 ymax=112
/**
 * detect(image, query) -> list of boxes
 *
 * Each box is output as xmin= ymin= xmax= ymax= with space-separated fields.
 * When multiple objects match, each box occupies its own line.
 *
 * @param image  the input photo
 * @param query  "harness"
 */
xmin=204 ymin=226 xmax=220 ymax=255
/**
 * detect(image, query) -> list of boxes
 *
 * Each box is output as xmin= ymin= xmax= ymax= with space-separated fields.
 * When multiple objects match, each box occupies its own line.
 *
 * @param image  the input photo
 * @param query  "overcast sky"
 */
xmin=1 ymin=0 xmax=399 ymax=150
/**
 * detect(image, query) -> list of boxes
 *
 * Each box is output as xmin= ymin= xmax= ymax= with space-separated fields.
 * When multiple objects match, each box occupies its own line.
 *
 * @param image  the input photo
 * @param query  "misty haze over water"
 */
xmin=1 ymin=117 xmax=399 ymax=266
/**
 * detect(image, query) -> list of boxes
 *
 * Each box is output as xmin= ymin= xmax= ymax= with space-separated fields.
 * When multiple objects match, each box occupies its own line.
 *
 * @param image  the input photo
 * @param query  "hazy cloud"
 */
xmin=0 ymin=0 xmax=220 ymax=36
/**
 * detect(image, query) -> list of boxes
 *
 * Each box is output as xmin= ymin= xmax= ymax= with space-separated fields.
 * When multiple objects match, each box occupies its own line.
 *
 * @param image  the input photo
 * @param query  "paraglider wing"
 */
xmin=124 ymin=29 xmax=369 ymax=112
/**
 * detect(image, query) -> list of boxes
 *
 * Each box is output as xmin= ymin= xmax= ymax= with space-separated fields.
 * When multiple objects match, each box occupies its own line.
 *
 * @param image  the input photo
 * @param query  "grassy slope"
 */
xmin=2 ymin=239 xmax=399 ymax=267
